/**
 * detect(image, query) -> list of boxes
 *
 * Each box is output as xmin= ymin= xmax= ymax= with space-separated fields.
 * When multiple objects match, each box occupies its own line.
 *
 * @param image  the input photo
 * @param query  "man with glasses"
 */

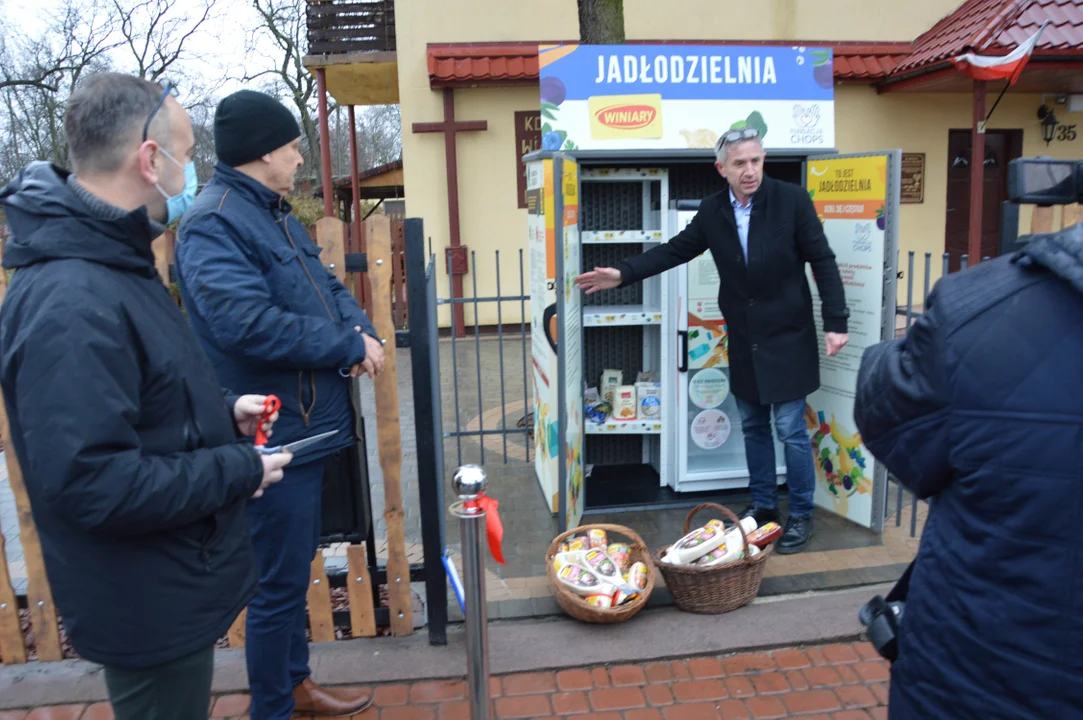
xmin=575 ymin=127 xmax=849 ymax=553
xmin=0 ymin=73 xmax=292 ymax=719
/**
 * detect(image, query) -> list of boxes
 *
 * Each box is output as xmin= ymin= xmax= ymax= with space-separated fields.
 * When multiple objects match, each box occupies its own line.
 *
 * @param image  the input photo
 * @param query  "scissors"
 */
xmin=254 ymin=394 xmax=340 ymax=455
xmin=254 ymin=395 xmax=282 ymax=446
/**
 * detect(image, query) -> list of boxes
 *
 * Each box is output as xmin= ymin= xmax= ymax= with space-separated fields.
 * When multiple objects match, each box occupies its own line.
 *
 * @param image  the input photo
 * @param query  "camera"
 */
xmin=999 ymin=158 xmax=1082 ymax=255
xmin=858 ymin=594 xmax=905 ymax=662
xmin=1007 ymin=157 xmax=1083 ymax=205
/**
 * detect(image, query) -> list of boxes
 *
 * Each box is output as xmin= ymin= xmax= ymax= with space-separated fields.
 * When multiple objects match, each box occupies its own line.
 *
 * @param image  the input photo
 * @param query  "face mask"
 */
xmin=155 ymin=148 xmax=197 ymax=223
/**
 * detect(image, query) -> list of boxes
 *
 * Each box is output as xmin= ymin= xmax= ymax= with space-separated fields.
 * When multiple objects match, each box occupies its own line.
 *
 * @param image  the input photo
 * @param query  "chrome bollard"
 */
xmin=450 ymin=465 xmax=491 ymax=720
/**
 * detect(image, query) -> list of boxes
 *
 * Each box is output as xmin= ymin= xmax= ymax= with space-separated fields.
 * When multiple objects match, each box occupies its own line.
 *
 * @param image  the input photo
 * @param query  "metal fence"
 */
xmin=890 ymin=250 xmax=987 ymax=537
xmin=407 ymin=230 xmax=989 ymax=544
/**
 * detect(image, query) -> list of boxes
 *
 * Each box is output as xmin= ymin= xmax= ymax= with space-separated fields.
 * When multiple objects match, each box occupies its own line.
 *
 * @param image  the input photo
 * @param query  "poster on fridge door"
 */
xmin=559 ymin=158 xmax=585 ymax=531
xmin=537 ymin=44 xmax=835 ymax=152
xmin=528 ymin=158 xmax=560 ymax=512
xmin=804 ymin=154 xmax=892 ymax=529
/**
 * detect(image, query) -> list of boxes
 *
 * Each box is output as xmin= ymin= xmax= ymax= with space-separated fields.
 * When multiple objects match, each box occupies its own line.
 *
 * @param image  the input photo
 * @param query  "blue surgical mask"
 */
xmin=155 ymin=148 xmax=197 ymax=223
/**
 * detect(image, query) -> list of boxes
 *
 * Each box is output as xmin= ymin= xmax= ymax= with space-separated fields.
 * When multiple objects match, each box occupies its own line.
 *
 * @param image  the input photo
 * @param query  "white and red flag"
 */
xmin=951 ymin=20 xmax=1050 ymax=84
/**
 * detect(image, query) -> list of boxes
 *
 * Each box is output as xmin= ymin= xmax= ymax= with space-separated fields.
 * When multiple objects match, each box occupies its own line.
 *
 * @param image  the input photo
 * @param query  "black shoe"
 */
xmin=739 ymin=505 xmax=781 ymax=526
xmin=777 ymin=516 xmax=813 ymax=554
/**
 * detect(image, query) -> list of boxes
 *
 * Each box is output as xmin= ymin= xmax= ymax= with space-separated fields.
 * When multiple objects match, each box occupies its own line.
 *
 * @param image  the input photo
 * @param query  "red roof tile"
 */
xmin=894 ymin=0 xmax=1083 ymax=74
xmin=428 ymin=43 xmax=541 ymax=87
xmin=427 ymin=41 xmax=913 ymax=87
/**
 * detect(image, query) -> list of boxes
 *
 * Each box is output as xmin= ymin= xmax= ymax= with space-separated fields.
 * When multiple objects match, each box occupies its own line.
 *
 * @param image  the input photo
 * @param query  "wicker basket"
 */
xmin=652 ymin=503 xmax=773 ymax=615
xmin=546 ymin=523 xmax=656 ymax=624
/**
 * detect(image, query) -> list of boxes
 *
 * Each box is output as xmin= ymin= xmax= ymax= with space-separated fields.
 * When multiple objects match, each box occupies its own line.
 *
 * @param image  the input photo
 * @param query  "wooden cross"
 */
xmin=412 ymin=88 xmax=487 ymax=337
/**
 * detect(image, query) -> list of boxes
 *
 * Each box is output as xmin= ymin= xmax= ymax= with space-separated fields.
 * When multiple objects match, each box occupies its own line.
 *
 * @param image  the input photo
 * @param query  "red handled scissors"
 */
xmin=254 ymin=395 xmax=282 ymax=446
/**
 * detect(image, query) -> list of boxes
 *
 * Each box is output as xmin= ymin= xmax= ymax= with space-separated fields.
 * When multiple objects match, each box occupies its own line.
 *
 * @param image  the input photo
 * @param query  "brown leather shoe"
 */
xmin=292 ymin=677 xmax=374 ymax=716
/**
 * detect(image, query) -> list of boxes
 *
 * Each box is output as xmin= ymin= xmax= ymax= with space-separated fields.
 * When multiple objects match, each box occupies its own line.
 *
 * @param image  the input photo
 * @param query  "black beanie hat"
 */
xmin=214 ymin=90 xmax=301 ymax=167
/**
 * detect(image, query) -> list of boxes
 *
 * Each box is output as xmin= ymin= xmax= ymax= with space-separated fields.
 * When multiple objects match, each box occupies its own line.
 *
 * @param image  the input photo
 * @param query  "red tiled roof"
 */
xmin=894 ymin=0 xmax=1083 ymax=74
xmin=427 ymin=43 xmax=541 ymax=87
xmin=427 ymin=41 xmax=913 ymax=87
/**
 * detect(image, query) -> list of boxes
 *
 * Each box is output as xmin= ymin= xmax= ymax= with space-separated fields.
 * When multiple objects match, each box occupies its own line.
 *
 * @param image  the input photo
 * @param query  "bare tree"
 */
xmin=112 ymin=0 xmax=217 ymax=82
xmin=0 ymin=0 xmax=118 ymax=93
xmin=0 ymin=0 xmax=119 ymax=175
xmin=243 ymin=0 xmax=323 ymax=183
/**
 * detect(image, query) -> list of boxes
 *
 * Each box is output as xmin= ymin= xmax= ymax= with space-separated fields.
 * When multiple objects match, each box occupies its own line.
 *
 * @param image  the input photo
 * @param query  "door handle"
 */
xmin=678 ymin=331 xmax=688 ymax=373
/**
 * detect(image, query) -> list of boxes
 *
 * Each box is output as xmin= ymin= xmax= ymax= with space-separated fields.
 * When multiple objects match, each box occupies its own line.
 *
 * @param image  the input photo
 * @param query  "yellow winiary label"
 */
xmin=588 ymin=94 xmax=663 ymax=140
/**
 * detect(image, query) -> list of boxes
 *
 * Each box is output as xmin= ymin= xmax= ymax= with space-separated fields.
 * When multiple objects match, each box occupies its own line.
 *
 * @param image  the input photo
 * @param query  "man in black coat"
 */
xmin=0 ymin=73 xmax=293 ymax=720
xmin=576 ymin=129 xmax=849 ymax=552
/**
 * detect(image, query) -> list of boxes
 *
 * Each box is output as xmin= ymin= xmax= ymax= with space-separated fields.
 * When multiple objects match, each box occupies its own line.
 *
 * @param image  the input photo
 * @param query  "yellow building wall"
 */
xmin=835 ymin=85 xmax=1083 ymax=304
xmin=395 ymin=0 xmax=579 ymax=329
xmin=622 ymin=0 xmax=961 ymax=42
xmin=395 ymin=0 xmax=1083 ymax=325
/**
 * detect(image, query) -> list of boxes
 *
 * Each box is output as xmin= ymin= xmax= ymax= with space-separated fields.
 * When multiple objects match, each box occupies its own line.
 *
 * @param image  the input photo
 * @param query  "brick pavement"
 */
xmin=2 ymin=642 xmax=893 ymax=719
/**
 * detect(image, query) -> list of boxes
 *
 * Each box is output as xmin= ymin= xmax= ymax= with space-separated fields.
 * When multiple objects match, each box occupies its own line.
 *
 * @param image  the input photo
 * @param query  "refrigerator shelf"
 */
xmin=585 ymin=420 xmax=663 ymax=434
xmin=581 ymin=230 xmax=664 ymax=244
xmin=583 ymin=304 xmax=664 ymax=326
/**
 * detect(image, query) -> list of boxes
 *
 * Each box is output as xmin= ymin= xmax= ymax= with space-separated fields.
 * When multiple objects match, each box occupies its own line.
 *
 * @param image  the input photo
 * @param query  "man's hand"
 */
xmin=574 ymin=267 xmax=622 ymax=294
xmin=348 ymin=327 xmax=385 ymax=378
xmin=825 ymin=332 xmax=850 ymax=357
xmin=253 ymin=451 xmax=292 ymax=498
xmin=234 ymin=394 xmax=279 ymax=438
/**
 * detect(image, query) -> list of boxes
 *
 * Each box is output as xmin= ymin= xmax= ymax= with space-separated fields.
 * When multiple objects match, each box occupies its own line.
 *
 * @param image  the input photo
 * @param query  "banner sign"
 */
xmin=538 ymin=44 xmax=835 ymax=152
xmin=804 ymin=153 xmax=898 ymax=529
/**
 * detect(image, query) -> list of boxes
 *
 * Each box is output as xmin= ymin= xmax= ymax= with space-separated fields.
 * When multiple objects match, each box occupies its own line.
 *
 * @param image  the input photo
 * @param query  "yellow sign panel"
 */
xmin=807 ymin=156 xmax=888 ymax=220
xmin=588 ymin=93 xmax=663 ymax=140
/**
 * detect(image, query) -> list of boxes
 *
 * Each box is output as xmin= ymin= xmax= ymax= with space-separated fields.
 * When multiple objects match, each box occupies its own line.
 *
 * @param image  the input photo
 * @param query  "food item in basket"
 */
xmin=613 ymin=385 xmax=638 ymax=420
xmin=746 ymin=521 xmax=783 ymax=549
xmin=690 ymin=518 xmax=759 ymax=567
xmin=606 ymin=543 xmax=631 ymax=572
xmin=552 ymin=551 xmax=585 ymax=573
xmin=588 ymin=528 xmax=608 ymax=549
xmin=556 ymin=563 xmax=612 ymax=596
xmin=564 ymin=535 xmax=589 ymax=553
xmin=662 ymin=519 xmax=726 ymax=564
xmin=582 ymin=548 xmax=636 ymax=591
xmin=601 ymin=369 xmax=623 ymax=404
xmin=614 ymin=561 xmax=650 ymax=605
xmin=585 ymin=592 xmax=614 ymax=609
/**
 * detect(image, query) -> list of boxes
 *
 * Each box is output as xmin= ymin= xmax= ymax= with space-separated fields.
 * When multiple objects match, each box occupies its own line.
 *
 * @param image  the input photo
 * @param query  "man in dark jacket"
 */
xmin=0 ymin=73 xmax=292 ymax=720
xmin=854 ymin=222 xmax=1083 ymax=718
xmin=576 ymin=129 xmax=849 ymax=552
xmin=174 ymin=90 xmax=381 ymax=720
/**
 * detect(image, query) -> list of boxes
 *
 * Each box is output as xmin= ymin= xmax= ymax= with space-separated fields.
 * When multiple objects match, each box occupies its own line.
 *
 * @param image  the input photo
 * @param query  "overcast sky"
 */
xmin=6 ymin=0 xmax=282 ymax=100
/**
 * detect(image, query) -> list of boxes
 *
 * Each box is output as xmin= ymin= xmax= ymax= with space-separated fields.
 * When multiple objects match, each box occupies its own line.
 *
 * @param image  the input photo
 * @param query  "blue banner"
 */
xmin=541 ymin=44 xmax=834 ymax=102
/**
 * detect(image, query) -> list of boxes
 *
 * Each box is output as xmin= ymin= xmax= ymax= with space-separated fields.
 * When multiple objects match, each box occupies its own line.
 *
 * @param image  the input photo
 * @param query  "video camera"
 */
xmin=999 ymin=157 xmax=1083 ymax=254
xmin=1008 ymin=157 xmax=1083 ymax=205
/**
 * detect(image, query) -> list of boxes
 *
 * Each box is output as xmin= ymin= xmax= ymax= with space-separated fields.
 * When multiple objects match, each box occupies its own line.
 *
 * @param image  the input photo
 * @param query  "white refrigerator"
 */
xmin=668 ymin=200 xmax=787 ymax=493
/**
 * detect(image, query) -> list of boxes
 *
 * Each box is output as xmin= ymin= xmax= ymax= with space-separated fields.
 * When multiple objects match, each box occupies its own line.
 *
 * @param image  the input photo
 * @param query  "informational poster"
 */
xmin=538 ymin=44 xmax=835 ymax=152
xmin=687 ymin=253 xmax=727 ymax=370
xmin=557 ymin=157 xmax=584 ymax=530
xmin=804 ymin=152 xmax=899 ymax=529
xmin=528 ymin=158 xmax=559 ymax=511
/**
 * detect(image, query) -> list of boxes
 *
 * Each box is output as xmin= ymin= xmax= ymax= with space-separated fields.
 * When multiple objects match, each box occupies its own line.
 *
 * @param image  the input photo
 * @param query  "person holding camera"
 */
xmin=854 ymin=219 xmax=1083 ymax=718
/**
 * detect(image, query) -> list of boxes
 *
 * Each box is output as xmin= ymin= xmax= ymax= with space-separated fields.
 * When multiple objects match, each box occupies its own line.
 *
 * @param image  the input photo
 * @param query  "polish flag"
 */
xmin=951 ymin=20 xmax=1050 ymax=84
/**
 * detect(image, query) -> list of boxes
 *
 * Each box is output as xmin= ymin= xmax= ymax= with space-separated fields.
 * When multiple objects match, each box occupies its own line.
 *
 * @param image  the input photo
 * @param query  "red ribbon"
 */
xmin=465 ymin=495 xmax=505 ymax=565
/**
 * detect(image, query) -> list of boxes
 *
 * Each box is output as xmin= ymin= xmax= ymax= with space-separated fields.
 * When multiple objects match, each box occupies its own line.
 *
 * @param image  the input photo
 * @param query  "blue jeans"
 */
xmin=735 ymin=397 xmax=816 ymax=518
xmin=246 ymin=458 xmax=325 ymax=720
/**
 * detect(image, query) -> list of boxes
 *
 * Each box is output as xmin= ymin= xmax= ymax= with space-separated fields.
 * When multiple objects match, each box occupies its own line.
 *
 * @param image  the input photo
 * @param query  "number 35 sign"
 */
xmin=1055 ymin=123 xmax=1078 ymax=142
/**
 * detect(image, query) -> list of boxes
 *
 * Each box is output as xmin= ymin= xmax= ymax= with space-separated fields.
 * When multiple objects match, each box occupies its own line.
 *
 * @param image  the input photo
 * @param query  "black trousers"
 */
xmin=103 ymin=645 xmax=216 ymax=720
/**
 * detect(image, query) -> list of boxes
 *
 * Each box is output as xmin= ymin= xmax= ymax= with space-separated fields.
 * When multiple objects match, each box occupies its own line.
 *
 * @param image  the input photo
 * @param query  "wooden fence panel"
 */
xmin=365 ymin=216 xmax=413 ymax=636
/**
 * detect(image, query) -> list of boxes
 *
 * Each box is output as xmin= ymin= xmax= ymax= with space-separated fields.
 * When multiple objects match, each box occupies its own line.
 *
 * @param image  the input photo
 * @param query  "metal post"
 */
xmin=450 ymin=465 xmax=491 ymax=720
xmin=316 ymin=68 xmax=334 ymax=218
